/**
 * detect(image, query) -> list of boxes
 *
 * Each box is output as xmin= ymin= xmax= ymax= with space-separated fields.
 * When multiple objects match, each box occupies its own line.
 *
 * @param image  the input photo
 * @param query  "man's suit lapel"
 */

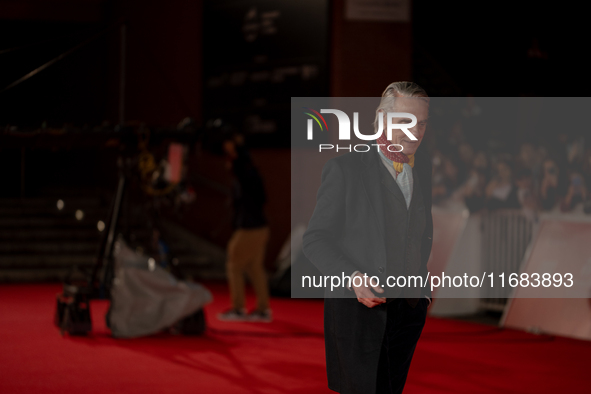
xmin=380 ymin=166 xmax=407 ymax=207
xmin=360 ymin=151 xmax=387 ymax=243
xmin=360 ymin=150 xmax=408 ymax=238
xmin=410 ymin=165 xmax=423 ymax=211
xmin=360 ymin=150 xmax=423 ymax=232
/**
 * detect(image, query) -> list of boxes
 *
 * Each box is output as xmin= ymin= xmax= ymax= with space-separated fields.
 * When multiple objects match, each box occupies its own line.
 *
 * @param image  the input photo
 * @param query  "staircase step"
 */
xmin=0 ymin=269 xmax=71 ymax=282
xmin=0 ymin=216 xmax=106 ymax=227
xmin=0 ymin=241 xmax=99 ymax=254
xmin=0 ymin=254 xmax=95 ymax=268
xmin=0 ymin=207 xmax=105 ymax=217
xmin=0 ymin=228 xmax=101 ymax=241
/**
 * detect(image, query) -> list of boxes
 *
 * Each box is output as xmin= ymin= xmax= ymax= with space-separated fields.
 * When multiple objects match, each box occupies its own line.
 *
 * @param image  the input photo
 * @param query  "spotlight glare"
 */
xmin=57 ymin=200 xmax=64 ymax=210
xmin=97 ymin=220 xmax=105 ymax=232
xmin=75 ymin=210 xmax=84 ymax=220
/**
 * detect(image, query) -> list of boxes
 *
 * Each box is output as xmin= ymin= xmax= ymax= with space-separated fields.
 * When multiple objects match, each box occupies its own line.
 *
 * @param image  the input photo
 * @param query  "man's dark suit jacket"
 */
xmin=302 ymin=147 xmax=433 ymax=394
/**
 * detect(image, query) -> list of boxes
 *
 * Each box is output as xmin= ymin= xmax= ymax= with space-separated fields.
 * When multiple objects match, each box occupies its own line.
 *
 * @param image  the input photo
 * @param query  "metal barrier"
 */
xmin=480 ymin=209 xmax=535 ymax=311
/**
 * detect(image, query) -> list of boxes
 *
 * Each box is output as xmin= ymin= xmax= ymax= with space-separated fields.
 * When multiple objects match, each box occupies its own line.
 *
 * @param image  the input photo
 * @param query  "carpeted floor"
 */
xmin=0 ymin=283 xmax=589 ymax=393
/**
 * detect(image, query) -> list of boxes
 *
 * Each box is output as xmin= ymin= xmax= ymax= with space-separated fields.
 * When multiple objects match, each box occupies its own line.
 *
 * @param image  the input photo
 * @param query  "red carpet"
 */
xmin=0 ymin=283 xmax=589 ymax=393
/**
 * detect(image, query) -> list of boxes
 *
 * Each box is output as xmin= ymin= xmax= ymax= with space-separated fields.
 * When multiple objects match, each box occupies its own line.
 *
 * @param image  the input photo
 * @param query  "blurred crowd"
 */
xmin=429 ymin=102 xmax=590 ymax=216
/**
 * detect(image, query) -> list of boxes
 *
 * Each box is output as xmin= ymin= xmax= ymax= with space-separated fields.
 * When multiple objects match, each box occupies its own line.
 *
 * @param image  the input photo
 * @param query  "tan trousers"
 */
xmin=226 ymin=227 xmax=270 ymax=311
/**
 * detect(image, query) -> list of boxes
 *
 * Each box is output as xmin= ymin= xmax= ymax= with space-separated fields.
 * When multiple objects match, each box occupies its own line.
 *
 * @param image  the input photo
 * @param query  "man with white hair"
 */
xmin=303 ymin=82 xmax=433 ymax=394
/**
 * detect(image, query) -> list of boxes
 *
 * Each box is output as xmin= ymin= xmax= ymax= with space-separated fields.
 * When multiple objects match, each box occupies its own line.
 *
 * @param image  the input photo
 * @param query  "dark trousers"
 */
xmin=375 ymin=298 xmax=428 ymax=394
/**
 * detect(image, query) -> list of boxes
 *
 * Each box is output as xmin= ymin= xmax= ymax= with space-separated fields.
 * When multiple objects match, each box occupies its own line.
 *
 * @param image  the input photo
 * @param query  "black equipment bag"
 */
xmin=54 ymin=286 xmax=92 ymax=336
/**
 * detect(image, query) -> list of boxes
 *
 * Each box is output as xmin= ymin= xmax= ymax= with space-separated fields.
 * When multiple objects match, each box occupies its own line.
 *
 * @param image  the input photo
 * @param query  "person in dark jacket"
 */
xmin=217 ymin=134 xmax=272 ymax=322
xmin=303 ymin=82 xmax=433 ymax=394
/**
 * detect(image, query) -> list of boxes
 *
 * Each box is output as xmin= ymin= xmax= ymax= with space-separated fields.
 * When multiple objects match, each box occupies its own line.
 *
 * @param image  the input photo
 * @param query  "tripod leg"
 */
xmin=90 ymin=170 xmax=127 ymax=298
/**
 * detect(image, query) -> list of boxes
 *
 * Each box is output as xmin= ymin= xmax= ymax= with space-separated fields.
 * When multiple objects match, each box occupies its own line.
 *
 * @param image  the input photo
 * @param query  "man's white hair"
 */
xmin=373 ymin=81 xmax=429 ymax=132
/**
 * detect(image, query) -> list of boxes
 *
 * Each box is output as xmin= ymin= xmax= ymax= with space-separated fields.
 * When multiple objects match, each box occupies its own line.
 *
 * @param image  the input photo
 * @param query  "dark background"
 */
xmin=0 ymin=0 xmax=586 ymax=269
xmin=2 ymin=1 xmax=583 ymax=127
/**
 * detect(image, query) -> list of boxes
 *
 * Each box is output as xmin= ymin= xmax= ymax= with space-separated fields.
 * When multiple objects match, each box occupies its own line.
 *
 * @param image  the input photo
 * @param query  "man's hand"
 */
xmin=351 ymin=272 xmax=386 ymax=308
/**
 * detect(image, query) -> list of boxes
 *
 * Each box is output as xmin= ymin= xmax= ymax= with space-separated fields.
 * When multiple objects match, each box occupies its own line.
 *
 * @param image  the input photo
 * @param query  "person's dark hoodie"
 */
xmin=231 ymin=147 xmax=267 ymax=229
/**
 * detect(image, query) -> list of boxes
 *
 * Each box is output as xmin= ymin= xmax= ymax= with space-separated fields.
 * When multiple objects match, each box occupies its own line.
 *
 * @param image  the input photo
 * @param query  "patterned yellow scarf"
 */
xmin=375 ymin=135 xmax=415 ymax=173
xmin=393 ymin=154 xmax=414 ymax=173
